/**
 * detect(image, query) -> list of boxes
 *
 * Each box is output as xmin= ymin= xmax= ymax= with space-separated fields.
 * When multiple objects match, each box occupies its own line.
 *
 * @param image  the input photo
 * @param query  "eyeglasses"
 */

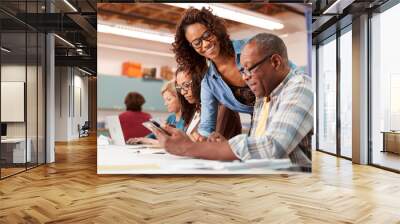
xmin=239 ymin=53 xmax=274 ymax=78
xmin=175 ymin=80 xmax=193 ymax=93
xmin=190 ymin=30 xmax=214 ymax=49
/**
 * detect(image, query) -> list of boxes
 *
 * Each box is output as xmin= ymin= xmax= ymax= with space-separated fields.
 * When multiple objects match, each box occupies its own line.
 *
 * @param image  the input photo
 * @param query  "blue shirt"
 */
xmin=166 ymin=114 xmax=185 ymax=130
xmin=198 ymin=39 xmax=251 ymax=137
xmin=148 ymin=114 xmax=185 ymax=139
xmin=198 ymin=39 xmax=298 ymax=137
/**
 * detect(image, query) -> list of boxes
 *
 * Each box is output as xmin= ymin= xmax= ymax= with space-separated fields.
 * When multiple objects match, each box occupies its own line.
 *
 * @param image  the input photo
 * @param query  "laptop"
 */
xmin=105 ymin=116 xmax=128 ymax=146
xmin=104 ymin=116 xmax=163 ymax=150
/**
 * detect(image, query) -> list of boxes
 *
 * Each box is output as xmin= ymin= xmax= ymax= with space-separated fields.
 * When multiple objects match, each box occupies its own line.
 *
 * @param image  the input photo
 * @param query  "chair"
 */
xmin=78 ymin=121 xmax=90 ymax=138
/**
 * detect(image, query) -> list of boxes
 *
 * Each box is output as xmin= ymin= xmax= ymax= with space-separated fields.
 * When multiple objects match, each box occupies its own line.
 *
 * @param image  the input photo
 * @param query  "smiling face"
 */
xmin=240 ymin=42 xmax=276 ymax=98
xmin=162 ymin=90 xmax=180 ymax=113
xmin=185 ymin=23 xmax=220 ymax=60
xmin=176 ymin=70 xmax=197 ymax=104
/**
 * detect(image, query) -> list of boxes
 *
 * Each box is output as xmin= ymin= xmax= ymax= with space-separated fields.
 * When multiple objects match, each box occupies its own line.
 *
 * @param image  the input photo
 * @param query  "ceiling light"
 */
xmin=98 ymin=43 xmax=174 ymax=58
xmin=1 ymin=47 xmax=11 ymax=53
xmin=78 ymin=67 xmax=92 ymax=76
xmin=323 ymin=0 xmax=354 ymax=15
xmin=63 ymin=0 xmax=78 ymax=12
xmin=54 ymin=34 xmax=75 ymax=48
xmin=165 ymin=3 xmax=284 ymax=30
xmin=279 ymin=33 xmax=289 ymax=38
xmin=98 ymin=23 xmax=174 ymax=44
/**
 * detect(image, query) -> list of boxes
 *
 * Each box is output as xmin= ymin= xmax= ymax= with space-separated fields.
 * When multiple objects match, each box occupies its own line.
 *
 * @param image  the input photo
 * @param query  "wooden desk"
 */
xmin=382 ymin=131 xmax=400 ymax=154
xmin=1 ymin=138 xmax=32 ymax=163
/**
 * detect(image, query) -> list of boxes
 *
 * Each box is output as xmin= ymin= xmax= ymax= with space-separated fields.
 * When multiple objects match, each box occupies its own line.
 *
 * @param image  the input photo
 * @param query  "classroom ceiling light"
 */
xmin=98 ymin=23 xmax=174 ymax=44
xmin=165 ymin=3 xmax=284 ymax=30
xmin=63 ymin=0 xmax=78 ymax=12
xmin=1 ymin=47 xmax=11 ymax=53
xmin=98 ymin=43 xmax=174 ymax=58
xmin=54 ymin=34 xmax=75 ymax=48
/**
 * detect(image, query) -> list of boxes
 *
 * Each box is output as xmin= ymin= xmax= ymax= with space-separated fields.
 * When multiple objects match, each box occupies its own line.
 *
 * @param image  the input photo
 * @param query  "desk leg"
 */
xmin=382 ymin=133 xmax=386 ymax=153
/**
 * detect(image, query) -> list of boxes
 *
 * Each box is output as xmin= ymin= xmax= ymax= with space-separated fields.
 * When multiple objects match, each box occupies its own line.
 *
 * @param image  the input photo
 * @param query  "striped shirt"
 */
xmin=228 ymin=68 xmax=313 ymax=166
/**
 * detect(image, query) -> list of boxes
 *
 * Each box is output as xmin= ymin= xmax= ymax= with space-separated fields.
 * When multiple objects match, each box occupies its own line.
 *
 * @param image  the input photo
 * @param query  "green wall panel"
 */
xmin=98 ymin=75 xmax=167 ymax=112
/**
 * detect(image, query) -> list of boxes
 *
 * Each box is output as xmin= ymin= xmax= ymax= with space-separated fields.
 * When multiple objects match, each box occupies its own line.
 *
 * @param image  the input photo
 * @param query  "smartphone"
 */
xmin=142 ymin=120 xmax=171 ymax=136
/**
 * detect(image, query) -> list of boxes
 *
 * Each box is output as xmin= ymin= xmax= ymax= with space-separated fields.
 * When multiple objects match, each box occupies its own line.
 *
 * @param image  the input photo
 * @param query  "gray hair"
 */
xmin=248 ymin=33 xmax=288 ymax=61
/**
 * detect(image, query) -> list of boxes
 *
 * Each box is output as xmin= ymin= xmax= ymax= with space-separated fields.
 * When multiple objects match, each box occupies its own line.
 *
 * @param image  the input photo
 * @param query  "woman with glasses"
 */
xmin=175 ymin=66 xmax=241 ymax=141
xmin=173 ymin=7 xmax=257 ymax=140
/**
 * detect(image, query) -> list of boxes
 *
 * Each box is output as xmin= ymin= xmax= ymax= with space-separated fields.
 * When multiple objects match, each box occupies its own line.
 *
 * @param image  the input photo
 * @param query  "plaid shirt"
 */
xmin=228 ymin=68 xmax=313 ymax=166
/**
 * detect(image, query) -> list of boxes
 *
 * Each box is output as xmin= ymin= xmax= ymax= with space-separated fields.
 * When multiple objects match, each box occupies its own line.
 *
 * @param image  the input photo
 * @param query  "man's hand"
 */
xmin=153 ymin=125 xmax=193 ymax=156
xmin=207 ymin=132 xmax=227 ymax=143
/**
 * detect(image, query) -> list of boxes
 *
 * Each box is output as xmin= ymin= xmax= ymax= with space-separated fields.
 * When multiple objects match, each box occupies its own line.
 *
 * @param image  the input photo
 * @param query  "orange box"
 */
xmin=122 ymin=62 xmax=142 ymax=78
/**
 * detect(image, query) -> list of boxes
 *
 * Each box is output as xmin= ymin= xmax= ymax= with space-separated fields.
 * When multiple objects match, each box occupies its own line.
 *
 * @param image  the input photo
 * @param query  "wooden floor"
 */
xmin=372 ymin=150 xmax=400 ymax=171
xmin=1 ymin=167 xmax=26 ymax=178
xmin=0 ymin=136 xmax=400 ymax=223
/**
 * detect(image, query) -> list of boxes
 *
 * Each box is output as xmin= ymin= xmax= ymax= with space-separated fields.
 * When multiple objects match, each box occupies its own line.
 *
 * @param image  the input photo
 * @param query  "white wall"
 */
xmin=72 ymin=74 xmax=89 ymax=138
xmin=98 ymin=33 xmax=177 ymax=76
xmin=55 ymin=67 xmax=69 ymax=141
xmin=54 ymin=67 xmax=89 ymax=141
xmin=1 ymin=65 xmax=31 ymax=137
xmin=229 ymin=25 xmax=308 ymax=67
xmin=1 ymin=64 xmax=46 ymax=163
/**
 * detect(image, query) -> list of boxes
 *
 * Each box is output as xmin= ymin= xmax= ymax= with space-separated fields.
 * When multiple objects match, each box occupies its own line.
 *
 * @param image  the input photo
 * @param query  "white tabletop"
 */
xmin=97 ymin=144 xmax=299 ymax=175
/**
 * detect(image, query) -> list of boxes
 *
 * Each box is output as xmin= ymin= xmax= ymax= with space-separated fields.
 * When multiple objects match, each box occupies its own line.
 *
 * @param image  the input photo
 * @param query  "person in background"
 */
xmin=119 ymin=92 xmax=152 ymax=141
xmin=175 ymin=67 xmax=202 ymax=141
xmin=175 ymin=66 xmax=241 ymax=141
xmin=154 ymin=33 xmax=313 ymax=167
xmin=160 ymin=80 xmax=185 ymax=130
xmin=127 ymin=80 xmax=184 ymax=145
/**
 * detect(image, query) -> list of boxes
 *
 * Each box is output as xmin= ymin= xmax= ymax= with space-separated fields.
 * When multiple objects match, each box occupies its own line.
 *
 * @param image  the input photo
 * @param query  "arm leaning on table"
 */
xmin=153 ymin=77 xmax=313 ymax=163
xmin=229 ymin=75 xmax=314 ymax=164
xmin=153 ymin=126 xmax=238 ymax=161
xmin=155 ymin=73 xmax=313 ymax=164
xmin=197 ymin=78 xmax=219 ymax=138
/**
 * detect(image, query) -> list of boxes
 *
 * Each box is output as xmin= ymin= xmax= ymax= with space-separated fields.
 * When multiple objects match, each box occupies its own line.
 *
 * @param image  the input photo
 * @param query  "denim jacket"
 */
xmin=198 ymin=39 xmax=251 ymax=137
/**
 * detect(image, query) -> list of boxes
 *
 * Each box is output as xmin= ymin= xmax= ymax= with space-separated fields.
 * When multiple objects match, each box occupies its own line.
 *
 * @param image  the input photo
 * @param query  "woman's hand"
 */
xmin=126 ymin=137 xmax=158 ymax=145
xmin=190 ymin=131 xmax=207 ymax=142
xmin=207 ymin=132 xmax=227 ymax=143
xmin=126 ymin=137 xmax=142 ymax=145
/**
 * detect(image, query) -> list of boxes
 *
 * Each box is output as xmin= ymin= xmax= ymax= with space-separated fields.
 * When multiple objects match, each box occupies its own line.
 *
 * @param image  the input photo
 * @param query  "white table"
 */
xmin=1 ymin=138 xmax=31 ymax=163
xmin=97 ymin=144 xmax=299 ymax=175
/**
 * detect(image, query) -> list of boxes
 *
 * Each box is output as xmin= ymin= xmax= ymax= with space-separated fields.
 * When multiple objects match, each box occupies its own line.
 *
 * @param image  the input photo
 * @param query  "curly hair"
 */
xmin=175 ymin=66 xmax=204 ymax=127
xmin=172 ymin=7 xmax=234 ymax=75
xmin=124 ymin=92 xmax=145 ymax=112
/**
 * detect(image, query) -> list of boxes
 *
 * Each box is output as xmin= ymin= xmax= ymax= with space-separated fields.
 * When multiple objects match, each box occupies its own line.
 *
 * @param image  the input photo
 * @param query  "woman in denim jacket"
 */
xmin=173 ymin=7 xmax=255 ymax=141
xmin=173 ymin=7 xmax=296 ymax=141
